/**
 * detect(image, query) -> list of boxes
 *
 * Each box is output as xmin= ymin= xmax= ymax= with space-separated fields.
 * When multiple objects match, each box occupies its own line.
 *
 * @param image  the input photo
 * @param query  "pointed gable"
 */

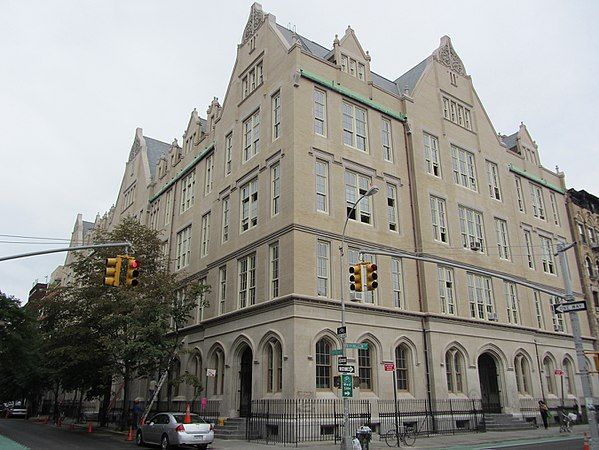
xmin=337 ymin=25 xmax=368 ymax=60
xmin=241 ymin=2 xmax=267 ymax=45
xmin=432 ymin=35 xmax=467 ymax=76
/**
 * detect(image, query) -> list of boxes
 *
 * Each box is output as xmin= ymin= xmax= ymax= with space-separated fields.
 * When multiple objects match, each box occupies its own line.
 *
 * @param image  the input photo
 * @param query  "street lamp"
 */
xmin=339 ymin=184 xmax=379 ymax=450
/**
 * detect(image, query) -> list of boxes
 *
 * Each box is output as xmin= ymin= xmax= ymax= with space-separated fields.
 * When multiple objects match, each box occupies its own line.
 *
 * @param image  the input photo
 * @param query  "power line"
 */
xmin=0 ymin=233 xmax=72 ymax=241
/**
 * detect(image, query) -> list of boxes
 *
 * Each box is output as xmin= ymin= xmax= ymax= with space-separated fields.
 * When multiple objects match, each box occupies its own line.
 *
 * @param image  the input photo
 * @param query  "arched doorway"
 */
xmin=239 ymin=346 xmax=253 ymax=417
xmin=478 ymin=353 xmax=501 ymax=413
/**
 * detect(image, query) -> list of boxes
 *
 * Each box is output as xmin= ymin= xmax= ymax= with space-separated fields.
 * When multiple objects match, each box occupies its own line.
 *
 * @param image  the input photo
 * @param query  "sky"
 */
xmin=1 ymin=0 xmax=598 ymax=303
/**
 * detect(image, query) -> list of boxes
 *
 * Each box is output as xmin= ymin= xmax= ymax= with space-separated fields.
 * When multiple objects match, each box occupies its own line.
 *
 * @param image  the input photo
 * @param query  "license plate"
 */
xmin=194 ymin=435 xmax=203 ymax=440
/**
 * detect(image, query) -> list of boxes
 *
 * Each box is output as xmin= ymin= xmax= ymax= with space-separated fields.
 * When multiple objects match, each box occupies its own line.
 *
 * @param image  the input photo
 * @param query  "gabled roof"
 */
xmin=199 ymin=118 xmax=208 ymax=133
xmin=394 ymin=57 xmax=430 ymax=96
xmin=144 ymin=136 xmax=171 ymax=179
xmin=499 ymin=132 xmax=518 ymax=150
xmin=82 ymin=221 xmax=95 ymax=236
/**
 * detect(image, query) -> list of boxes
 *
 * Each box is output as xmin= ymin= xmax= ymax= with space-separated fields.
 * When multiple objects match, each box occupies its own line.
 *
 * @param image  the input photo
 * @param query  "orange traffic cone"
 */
xmin=126 ymin=426 xmax=134 ymax=441
xmin=183 ymin=404 xmax=191 ymax=424
xmin=87 ymin=422 xmax=93 ymax=433
xmin=583 ymin=432 xmax=590 ymax=450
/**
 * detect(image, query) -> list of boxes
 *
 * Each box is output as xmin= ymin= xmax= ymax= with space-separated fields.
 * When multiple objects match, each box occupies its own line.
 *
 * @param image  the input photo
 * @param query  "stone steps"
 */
xmin=214 ymin=417 xmax=247 ymax=440
xmin=483 ymin=413 xmax=536 ymax=431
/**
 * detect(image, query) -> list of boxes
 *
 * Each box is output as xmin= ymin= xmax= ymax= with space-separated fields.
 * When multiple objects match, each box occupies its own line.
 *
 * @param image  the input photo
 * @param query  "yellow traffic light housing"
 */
xmin=104 ymin=257 xmax=122 ymax=286
xmin=349 ymin=264 xmax=363 ymax=292
xmin=365 ymin=263 xmax=378 ymax=291
xmin=125 ymin=257 xmax=140 ymax=287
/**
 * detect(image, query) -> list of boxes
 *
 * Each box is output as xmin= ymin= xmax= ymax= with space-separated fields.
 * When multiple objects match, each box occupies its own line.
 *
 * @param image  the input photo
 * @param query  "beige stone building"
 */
xmin=58 ymin=3 xmax=597 ymax=419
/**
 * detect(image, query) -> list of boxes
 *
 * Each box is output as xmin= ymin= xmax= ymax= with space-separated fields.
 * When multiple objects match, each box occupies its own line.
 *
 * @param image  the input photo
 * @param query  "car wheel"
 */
xmin=135 ymin=430 xmax=144 ymax=446
xmin=197 ymin=445 xmax=208 ymax=450
xmin=160 ymin=434 xmax=170 ymax=450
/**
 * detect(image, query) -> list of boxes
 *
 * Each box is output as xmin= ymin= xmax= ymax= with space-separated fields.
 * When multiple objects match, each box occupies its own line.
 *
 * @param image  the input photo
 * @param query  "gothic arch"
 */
xmin=442 ymin=341 xmax=470 ymax=367
xmin=391 ymin=336 xmax=420 ymax=366
xmin=230 ymin=334 xmax=255 ymax=361
xmin=355 ymin=332 xmax=383 ymax=364
xmin=257 ymin=330 xmax=286 ymax=355
xmin=512 ymin=348 xmax=535 ymax=372
xmin=311 ymin=328 xmax=341 ymax=354
xmin=477 ymin=343 xmax=508 ymax=370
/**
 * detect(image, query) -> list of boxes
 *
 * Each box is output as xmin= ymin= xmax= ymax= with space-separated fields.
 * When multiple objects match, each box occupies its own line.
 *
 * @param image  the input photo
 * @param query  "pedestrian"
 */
xmin=539 ymin=400 xmax=549 ymax=429
xmin=132 ymin=399 xmax=143 ymax=429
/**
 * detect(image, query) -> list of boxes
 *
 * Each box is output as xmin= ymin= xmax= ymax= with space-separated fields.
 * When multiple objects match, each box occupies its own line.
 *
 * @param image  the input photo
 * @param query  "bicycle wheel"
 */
xmin=402 ymin=426 xmax=417 ymax=447
xmin=384 ymin=429 xmax=400 ymax=447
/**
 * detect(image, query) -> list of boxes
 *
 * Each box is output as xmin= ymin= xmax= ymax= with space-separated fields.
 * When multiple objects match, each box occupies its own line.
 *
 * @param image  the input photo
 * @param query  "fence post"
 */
xmin=333 ymin=400 xmax=338 ymax=444
xmin=449 ymin=399 xmax=454 ymax=435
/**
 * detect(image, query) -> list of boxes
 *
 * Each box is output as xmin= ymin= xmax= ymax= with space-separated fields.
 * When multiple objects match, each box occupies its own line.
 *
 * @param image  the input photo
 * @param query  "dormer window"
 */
xmin=340 ymin=53 xmax=365 ymax=81
xmin=242 ymin=60 xmax=263 ymax=100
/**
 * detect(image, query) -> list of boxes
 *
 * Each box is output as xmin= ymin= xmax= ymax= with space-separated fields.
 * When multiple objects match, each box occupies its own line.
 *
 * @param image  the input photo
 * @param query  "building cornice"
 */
xmin=508 ymin=163 xmax=565 ymax=194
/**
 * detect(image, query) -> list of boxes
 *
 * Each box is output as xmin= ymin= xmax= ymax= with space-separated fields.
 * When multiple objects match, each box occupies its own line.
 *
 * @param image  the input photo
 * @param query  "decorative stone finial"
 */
xmin=334 ymin=34 xmax=339 ymax=45
xmin=433 ymin=35 xmax=466 ymax=76
xmin=242 ymin=3 xmax=266 ymax=45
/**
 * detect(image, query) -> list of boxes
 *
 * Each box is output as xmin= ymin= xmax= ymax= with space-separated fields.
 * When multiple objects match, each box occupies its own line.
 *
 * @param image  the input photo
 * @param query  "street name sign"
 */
xmin=331 ymin=349 xmax=343 ymax=356
xmin=553 ymin=301 xmax=587 ymax=314
xmin=338 ymin=365 xmax=355 ymax=374
xmin=347 ymin=342 xmax=368 ymax=350
xmin=338 ymin=356 xmax=348 ymax=364
xmin=341 ymin=374 xmax=353 ymax=397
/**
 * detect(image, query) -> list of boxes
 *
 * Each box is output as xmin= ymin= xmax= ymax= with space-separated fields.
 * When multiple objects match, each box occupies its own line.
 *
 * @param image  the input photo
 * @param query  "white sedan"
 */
xmin=136 ymin=412 xmax=214 ymax=449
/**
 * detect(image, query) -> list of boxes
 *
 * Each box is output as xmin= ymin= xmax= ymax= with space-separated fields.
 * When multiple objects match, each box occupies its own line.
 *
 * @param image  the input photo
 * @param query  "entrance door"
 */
xmin=478 ymin=353 xmax=501 ymax=413
xmin=239 ymin=347 xmax=253 ymax=417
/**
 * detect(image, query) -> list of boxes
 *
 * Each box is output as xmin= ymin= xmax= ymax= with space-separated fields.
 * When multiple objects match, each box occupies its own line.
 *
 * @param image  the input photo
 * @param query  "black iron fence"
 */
xmin=519 ymin=397 xmax=589 ymax=427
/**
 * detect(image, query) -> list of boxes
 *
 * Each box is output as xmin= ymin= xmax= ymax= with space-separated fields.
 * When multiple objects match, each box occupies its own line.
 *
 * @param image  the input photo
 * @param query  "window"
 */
xmin=515 ymin=176 xmax=526 ymax=212
xmin=446 ymin=348 xmax=464 ymax=393
xmin=313 ymin=89 xmax=327 ymax=136
xmin=316 ymin=240 xmax=330 ymax=297
xmin=442 ymin=96 xmax=472 ymax=130
xmin=345 ymin=171 xmax=374 ymax=224
xmin=381 ymin=118 xmax=393 ymax=161
xmin=357 ymin=62 xmax=365 ymax=81
xmin=224 ymin=133 xmax=233 ymax=176
xmin=563 ymin=359 xmax=575 ymax=396
xmin=524 ymin=230 xmax=535 ymax=269
xmin=486 ymin=161 xmax=502 ymax=200
xmin=243 ymin=110 xmax=260 ymax=162
xmin=271 ymin=163 xmax=280 ymax=216
xmin=211 ymin=349 xmax=225 ymax=395
xmin=342 ymin=102 xmax=368 ymax=151
xmin=315 ymin=338 xmax=332 ymax=389
xmin=340 ymin=55 xmax=348 ymax=72
xmin=549 ymin=193 xmax=560 ymax=226
xmin=204 ymin=155 xmax=213 ymax=195
xmin=423 ymin=133 xmax=441 ymax=177
xmin=271 ymin=91 xmax=281 ymax=140
xmin=315 ymin=159 xmax=329 ymax=213
xmin=169 ymin=359 xmax=181 ymax=397
xmin=164 ymin=189 xmax=173 ymax=226
xmin=391 ymin=258 xmax=404 ymax=308
xmin=438 ymin=266 xmax=455 ymax=315
xmin=458 ymin=206 xmax=485 ymax=252
xmin=358 ymin=345 xmax=372 ymax=390
xmin=241 ymin=60 xmax=263 ymax=99
xmin=240 ymin=178 xmax=259 ymax=232
xmin=219 ymin=266 xmax=226 ymax=315
xmin=467 ymin=273 xmax=495 ymax=320
xmin=494 ymin=218 xmax=510 ymax=260
xmin=180 ymin=171 xmax=196 ymax=213
xmin=200 ymin=213 xmax=210 ymax=258
xmin=238 ymin=253 xmax=256 ymax=308
xmin=196 ymin=277 xmax=206 ymax=323
xmin=266 ymin=339 xmax=282 ymax=393
xmin=550 ymin=296 xmax=566 ymax=332
xmin=586 ymin=257 xmax=594 ymax=277
xmin=430 ymin=196 xmax=448 ymax=243
xmin=543 ymin=357 xmax=556 ymax=395
xmin=451 ymin=145 xmax=477 ymax=190
xmin=395 ymin=345 xmax=410 ymax=391
xmin=176 ymin=226 xmax=192 ymax=270
xmin=221 ymin=196 xmax=230 ymax=243
xmin=340 ymin=54 xmax=366 ymax=81
xmin=589 ymin=227 xmax=597 ymax=245
xmin=577 ymin=223 xmax=587 ymax=244
xmin=504 ymin=281 xmax=520 ymax=324
xmin=450 ymin=71 xmax=458 ymax=86
xmin=534 ymin=291 xmax=545 ymax=329
xmin=387 ymin=183 xmax=399 ymax=232
xmin=540 ymin=236 xmax=556 ymax=274
xmin=349 ymin=249 xmax=376 ymax=304
xmin=514 ymin=354 xmax=530 ymax=395
xmin=149 ymin=200 xmax=160 ymax=230
xmin=270 ymin=242 xmax=279 ymax=299
xmin=530 ymin=184 xmax=546 ymax=220
xmin=123 ymin=183 xmax=136 ymax=211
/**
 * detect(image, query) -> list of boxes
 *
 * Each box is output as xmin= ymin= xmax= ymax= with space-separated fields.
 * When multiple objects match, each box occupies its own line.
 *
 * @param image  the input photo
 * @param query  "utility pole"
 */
xmin=556 ymin=242 xmax=599 ymax=449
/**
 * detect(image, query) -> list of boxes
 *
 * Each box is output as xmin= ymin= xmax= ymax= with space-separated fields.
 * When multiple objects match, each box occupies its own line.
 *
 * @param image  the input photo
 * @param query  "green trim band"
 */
xmin=150 ymin=142 xmax=215 ymax=203
xmin=300 ymin=69 xmax=407 ymax=122
xmin=508 ymin=163 xmax=565 ymax=194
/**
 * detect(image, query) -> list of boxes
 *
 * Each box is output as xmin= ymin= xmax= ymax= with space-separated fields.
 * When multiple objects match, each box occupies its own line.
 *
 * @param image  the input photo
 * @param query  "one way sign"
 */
xmin=553 ymin=300 xmax=587 ymax=314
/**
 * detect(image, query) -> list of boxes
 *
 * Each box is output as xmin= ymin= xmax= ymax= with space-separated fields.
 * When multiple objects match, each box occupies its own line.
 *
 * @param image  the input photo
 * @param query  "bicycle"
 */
xmin=384 ymin=424 xmax=417 ymax=447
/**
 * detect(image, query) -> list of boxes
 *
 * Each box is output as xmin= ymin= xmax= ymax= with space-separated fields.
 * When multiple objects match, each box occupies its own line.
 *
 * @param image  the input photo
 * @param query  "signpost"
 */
xmin=338 ymin=357 xmax=348 ymax=365
xmin=338 ymin=365 xmax=355 ymax=374
xmin=386 ymin=362 xmax=400 ymax=447
xmin=341 ymin=374 xmax=353 ymax=398
xmin=552 ymin=300 xmax=587 ymax=314
xmin=347 ymin=342 xmax=368 ymax=350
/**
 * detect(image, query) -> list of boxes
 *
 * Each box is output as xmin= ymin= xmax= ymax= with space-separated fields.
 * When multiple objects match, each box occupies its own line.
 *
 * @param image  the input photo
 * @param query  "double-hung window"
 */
xmin=550 ymin=295 xmax=566 ymax=332
xmin=459 ymin=205 xmax=485 ymax=252
xmin=467 ymin=272 xmax=495 ymax=320
xmin=315 ymin=160 xmax=329 ymax=213
xmin=504 ymin=281 xmax=520 ymax=324
xmin=243 ymin=110 xmax=260 ymax=162
xmin=423 ymin=133 xmax=441 ymax=177
xmin=270 ymin=242 xmax=280 ymax=298
xmin=176 ymin=226 xmax=192 ymax=271
xmin=200 ymin=212 xmax=210 ymax=258
xmin=533 ymin=291 xmax=545 ymax=329
xmin=540 ymin=235 xmax=556 ymax=274
xmin=486 ymin=161 xmax=502 ymax=200
xmin=387 ymin=183 xmax=399 ymax=232
xmin=219 ymin=266 xmax=227 ymax=315
xmin=238 ymin=253 xmax=256 ymax=308
xmin=430 ymin=196 xmax=448 ymax=243
xmin=313 ymin=89 xmax=327 ymax=136
xmin=494 ymin=218 xmax=510 ymax=260
xmin=345 ymin=171 xmax=374 ymax=224
xmin=272 ymin=91 xmax=281 ymax=140
xmin=549 ymin=193 xmax=560 ymax=226
xmin=381 ymin=118 xmax=393 ymax=161
xmin=271 ymin=163 xmax=280 ymax=216
xmin=530 ymin=183 xmax=546 ymax=220
xmin=342 ymin=102 xmax=368 ymax=151
xmin=180 ymin=171 xmax=195 ymax=213
xmin=438 ymin=266 xmax=455 ymax=315
xmin=164 ymin=189 xmax=173 ymax=226
xmin=316 ymin=240 xmax=330 ymax=297
xmin=451 ymin=145 xmax=477 ymax=190
xmin=391 ymin=258 xmax=404 ymax=308
xmin=224 ymin=133 xmax=233 ymax=176
xmin=205 ymin=155 xmax=213 ymax=195
xmin=221 ymin=196 xmax=230 ymax=243
xmin=524 ymin=229 xmax=535 ymax=269
xmin=515 ymin=176 xmax=526 ymax=212
xmin=240 ymin=178 xmax=259 ymax=232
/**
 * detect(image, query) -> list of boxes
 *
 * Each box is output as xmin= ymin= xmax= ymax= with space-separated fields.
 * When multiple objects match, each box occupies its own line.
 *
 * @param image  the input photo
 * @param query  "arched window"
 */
xmin=358 ymin=342 xmax=373 ymax=390
xmin=211 ymin=348 xmax=225 ymax=395
xmin=395 ymin=344 xmax=410 ymax=392
xmin=514 ymin=354 xmax=531 ymax=395
xmin=265 ymin=339 xmax=283 ymax=393
xmin=596 ymin=260 xmax=599 ymax=277
xmin=316 ymin=338 xmax=332 ymax=389
xmin=586 ymin=257 xmax=594 ymax=277
xmin=170 ymin=358 xmax=181 ymax=398
xmin=189 ymin=353 xmax=202 ymax=398
xmin=563 ymin=359 xmax=575 ymax=396
xmin=543 ymin=356 xmax=556 ymax=395
xmin=445 ymin=348 xmax=464 ymax=394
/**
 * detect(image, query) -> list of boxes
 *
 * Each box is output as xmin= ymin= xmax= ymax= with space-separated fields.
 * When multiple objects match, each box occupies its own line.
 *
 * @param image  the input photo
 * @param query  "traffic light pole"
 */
xmin=0 ymin=242 xmax=131 ymax=262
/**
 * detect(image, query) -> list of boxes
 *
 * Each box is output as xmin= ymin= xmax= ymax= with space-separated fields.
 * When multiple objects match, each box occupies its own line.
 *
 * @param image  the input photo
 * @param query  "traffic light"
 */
xmin=125 ymin=258 xmax=140 ymax=287
xmin=349 ymin=264 xmax=363 ymax=292
xmin=104 ymin=257 xmax=122 ymax=286
xmin=365 ymin=263 xmax=378 ymax=291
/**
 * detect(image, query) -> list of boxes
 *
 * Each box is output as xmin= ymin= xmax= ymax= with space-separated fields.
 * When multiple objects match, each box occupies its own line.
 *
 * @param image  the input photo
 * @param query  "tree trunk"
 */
xmin=98 ymin=375 xmax=112 ymax=427
xmin=120 ymin=369 xmax=130 ymax=430
xmin=77 ymin=389 xmax=84 ymax=422
xmin=52 ymin=381 xmax=60 ymax=424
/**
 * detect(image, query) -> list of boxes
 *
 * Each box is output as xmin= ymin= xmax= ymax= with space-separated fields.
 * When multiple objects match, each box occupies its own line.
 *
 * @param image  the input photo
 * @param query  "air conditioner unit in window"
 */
xmin=470 ymin=242 xmax=481 ymax=251
xmin=488 ymin=313 xmax=498 ymax=321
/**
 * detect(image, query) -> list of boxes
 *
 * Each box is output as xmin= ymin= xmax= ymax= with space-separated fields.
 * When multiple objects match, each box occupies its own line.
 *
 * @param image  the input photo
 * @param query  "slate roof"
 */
xmin=82 ymin=221 xmax=95 ymax=236
xmin=144 ymin=136 xmax=171 ymax=179
xmin=199 ymin=118 xmax=208 ymax=133
xmin=500 ymin=132 xmax=518 ymax=150
xmin=394 ymin=57 xmax=430 ymax=96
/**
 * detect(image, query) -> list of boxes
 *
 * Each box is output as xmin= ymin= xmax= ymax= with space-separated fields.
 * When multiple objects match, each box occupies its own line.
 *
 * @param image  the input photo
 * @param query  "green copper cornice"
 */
xmin=300 ymin=69 xmax=407 ymax=122
xmin=508 ymin=163 xmax=565 ymax=194
xmin=150 ymin=142 xmax=215 ymax=203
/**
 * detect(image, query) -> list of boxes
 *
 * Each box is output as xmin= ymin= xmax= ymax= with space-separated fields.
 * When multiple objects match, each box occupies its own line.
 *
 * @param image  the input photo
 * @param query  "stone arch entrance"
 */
xmin=478 ymin=353 xmax=501 ymax=413
xmin=238 ymin=345 xmax=253 ymax=417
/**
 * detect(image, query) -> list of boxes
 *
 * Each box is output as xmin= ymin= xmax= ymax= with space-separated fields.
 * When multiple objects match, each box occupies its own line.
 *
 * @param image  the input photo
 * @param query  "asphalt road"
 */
xmin=480 ymin=437 xmax=582 ymax=449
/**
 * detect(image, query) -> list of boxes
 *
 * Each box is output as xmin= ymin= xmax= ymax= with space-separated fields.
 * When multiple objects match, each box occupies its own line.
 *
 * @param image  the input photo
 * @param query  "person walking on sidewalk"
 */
xmin=539 ymin=400 xmax=549 ymax=429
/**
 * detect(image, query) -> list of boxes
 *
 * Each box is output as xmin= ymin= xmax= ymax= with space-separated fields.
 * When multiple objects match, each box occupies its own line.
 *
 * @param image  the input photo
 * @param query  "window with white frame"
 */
xmin=149 ymin=200 xmax=160 ymax=230
xmin=504 ymin=281 xmax=520 ymax=324
xmin=550 ymin=295 xmax=566 ymax=332
xmin=533 ymin=291 xmax=545 ymax=329
xmin=270 ymin=242 xmax=279 ymax=299
xmin=241 ymin=60 xmax=263 ymax=99
xmin=430 ymin=196 xmax=448 ymax=243
xmin=515 ymin=176 xmax=526 ymax=212
xmin=345 ymin=171 xmax=374 ymax=224
xmin=272 ymin=91 xmax=281 ymax=140
xmin=164 ymin=189 xmax=173 ymax=226
xmin=543 ymin=357 xmax=556 ymax=394
xmin=196 ymin=277 xmax=206 ymax=323
xmin=423 ymin=132 xmax=441 ymax=177
xmin=451 ymin=145 xmax=477 ymax=190
xmin=524 ymin=229 xmax=535 ymax=269
xmin=549 ymin=193 xmax=560 ymax=226
xmin=391 ymin=258 xmax=404 ymax=308
xmin=486 ymin=161 xmax=502 ymax=201
xmin=180 ymin=171 xmax=196 ymax=213
xmin=514 ymin=354 xmax=531 ymax=395
xmin=204 ymin=155 xmax=213 ymax=195
xmin=563 ymin=359 xmax=575 ymax=395
xmin=219 ymin=266 xmax=226 ymax=315
xmin=446 ymin=348 xmax=464 ymax=393
xmin=358 ymin=345 xmax=373 ymax=390
xmin=588 ymin=226 xmax=597 ymax=245
xmin=438 ymin=266 xmax=455 ymax=315
xmin=395 ymin=344 xmax=410 ymax=391
xmin=467 ymin=272 xmax=495 ymax=320
xmin=238 ymin=253 xmax=256 ymax=308
xmin=577 ymin=223 xmax=587 ymax=244
xmin=243 ymin=110 xmax=260 ymax=162
xmin=221 ymin=195 xmax=230 ymax=243
xmin=315 ymin=159 xmax=329 ymax=213
xmin=271 ymin=162 xmax=280 ymax=216
xmin=313 ymin=89 xmax=326 ymax=136
xmin=530 ymin=183 xmax=546 ymax=220
xmin=442 ymin=96 xmax=472 ymax=130
xmin=240 ymin=178 xmax=259 ymax=232
xmin=123 ymin=183 xmax=136 ymax=211
xmin=176 ymin=225 xmax=192 ymax=270
xmin=225 ymin=132 xmax=233 ymax=176
xmin=387 ymin=183 xmax=399 ymax=232
xmin=381 ymin=117 xmax=393 ymax=161
xmin=349 ymin=249 xmax=376 ymax=304
xmin=340 ymin=54 xmax=365 ymax=81
xmin=315 ymin=338 xmax=332 ymax=389
xmin=342 ymin=102 xmax=368 ymax=151
xmin=494 ymin=218 xmax=510 ymax=260
xmin=200 ymin=212 xmax=210 ymax=258
xmin=540 ymin=236 xmax=556 ymax=274
xmin=266 ymin=339 xmax=282 ymax=393
xmin=316 ymin=240 xmax=330 ymax=297
xmin=586 ymin=257 xmax=594 ymax=277
xmin=458 ymin=205 xmax=485 ymax=252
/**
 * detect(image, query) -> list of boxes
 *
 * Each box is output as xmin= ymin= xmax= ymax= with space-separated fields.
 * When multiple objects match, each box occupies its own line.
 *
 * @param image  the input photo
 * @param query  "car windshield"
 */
xmin=173 ymin=414 xmax=207 ymax=424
